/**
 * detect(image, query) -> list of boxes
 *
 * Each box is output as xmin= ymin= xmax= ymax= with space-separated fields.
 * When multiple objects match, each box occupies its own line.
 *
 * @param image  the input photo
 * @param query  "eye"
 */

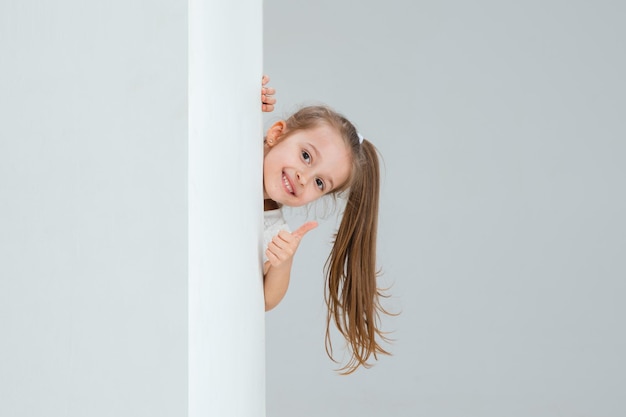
xmin=315 ymin=178 xmax=325 ymax=191
xmin=301 ymin=150 xmax=311 ymax=164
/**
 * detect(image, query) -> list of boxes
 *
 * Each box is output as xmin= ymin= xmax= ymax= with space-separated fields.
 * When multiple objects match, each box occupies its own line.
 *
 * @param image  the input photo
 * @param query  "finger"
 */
xmin=266 ymin=245 xmax=282 ymax=260
xmin=275 ymin=230 xmax=298 ymax=246
xmin=262 ymin=104 xmax=275 ymax=112
xmin=293 ymin=221 xmax=318 ymax=239
xmin=266 ymin=248 xmax=279 ymax=266
xmin=273 ymin=233 xmax=299 ymax=254
xmin=262 ymin=75 xmax=270 ymax=85
xmin=263 ymin=87 xmax=276 ymax=96
xmin=269 ymin=237 xmax=287 ymax=251
xmin=267 ymin=242 xmax=292 ymax=262
xmin=262 ymin=96 xmax=277 ymax=105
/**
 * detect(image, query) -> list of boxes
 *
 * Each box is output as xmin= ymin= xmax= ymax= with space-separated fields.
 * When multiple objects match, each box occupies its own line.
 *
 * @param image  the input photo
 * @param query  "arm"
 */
xmin=261 ymin=75 xmax=276 ymax=112
xmin=263 ymin=222 xmax=317 ymax=311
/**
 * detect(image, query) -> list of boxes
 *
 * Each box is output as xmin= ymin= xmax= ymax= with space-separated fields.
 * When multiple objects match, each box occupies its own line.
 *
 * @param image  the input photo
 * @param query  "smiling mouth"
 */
xmin=282 ymin=172 xmax=295 ymax=195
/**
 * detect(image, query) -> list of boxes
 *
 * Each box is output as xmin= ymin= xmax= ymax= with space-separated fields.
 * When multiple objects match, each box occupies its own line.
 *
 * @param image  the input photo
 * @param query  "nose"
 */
xmin=296 ymin=171 xmax=308 ymax=185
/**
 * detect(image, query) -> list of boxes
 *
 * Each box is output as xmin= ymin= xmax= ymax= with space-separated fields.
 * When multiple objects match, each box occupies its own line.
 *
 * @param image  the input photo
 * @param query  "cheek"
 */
xmin=264 ymin=147 xmax=291 ymax=170
xmin=263 ymin=152 xmax=279 ymax=174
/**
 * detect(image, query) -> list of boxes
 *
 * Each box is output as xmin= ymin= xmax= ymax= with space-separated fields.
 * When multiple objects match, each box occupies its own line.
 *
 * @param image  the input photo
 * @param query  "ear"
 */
xmin=265 ymin=120 xmax=287 ymax=147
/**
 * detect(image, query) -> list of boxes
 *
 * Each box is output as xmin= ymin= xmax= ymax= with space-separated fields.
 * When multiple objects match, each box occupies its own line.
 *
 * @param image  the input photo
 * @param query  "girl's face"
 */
xmin=263 ymin=123 xmax=352 ymax=207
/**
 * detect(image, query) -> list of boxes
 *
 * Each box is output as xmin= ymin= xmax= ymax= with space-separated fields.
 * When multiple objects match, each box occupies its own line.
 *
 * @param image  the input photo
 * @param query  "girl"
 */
xmin=261 ymin=76 xmax=390 ymax=374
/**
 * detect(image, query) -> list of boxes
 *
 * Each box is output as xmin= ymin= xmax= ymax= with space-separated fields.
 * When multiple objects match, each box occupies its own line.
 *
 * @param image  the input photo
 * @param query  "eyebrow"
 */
xmin=307 ymin=142 xmax=334 ymax=190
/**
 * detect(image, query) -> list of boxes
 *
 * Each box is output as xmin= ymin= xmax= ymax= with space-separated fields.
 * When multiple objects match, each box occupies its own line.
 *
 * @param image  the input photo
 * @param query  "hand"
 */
xmin=265 ymin=221 xmax=318 ymax=269
xmin=261 ymin=75 xmax=276 ymax=112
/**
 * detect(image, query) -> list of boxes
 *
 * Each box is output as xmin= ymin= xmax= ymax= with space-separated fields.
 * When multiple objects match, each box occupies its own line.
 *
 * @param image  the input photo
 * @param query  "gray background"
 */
xmin=263 ymin=1 xmax=625 ymax=416
xmin=0 ymin=1 xmax=187 ymax=416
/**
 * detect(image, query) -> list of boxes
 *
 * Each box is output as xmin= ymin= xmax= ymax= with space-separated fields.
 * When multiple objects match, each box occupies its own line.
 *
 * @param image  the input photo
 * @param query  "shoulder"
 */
xmin=263 ymin=208 xmax=290 ymax=263
xmin=264 ymin=208 xmax=289 ymax=231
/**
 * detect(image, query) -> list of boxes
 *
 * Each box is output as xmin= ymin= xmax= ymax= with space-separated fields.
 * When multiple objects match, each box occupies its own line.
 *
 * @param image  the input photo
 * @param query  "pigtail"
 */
xmin=324 ymin=139 xmax=391 ymax=374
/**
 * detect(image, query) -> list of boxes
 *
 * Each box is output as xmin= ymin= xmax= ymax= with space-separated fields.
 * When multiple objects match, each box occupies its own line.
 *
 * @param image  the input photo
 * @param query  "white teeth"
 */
xmin=283 ymin=174 xmax=293 ymax=194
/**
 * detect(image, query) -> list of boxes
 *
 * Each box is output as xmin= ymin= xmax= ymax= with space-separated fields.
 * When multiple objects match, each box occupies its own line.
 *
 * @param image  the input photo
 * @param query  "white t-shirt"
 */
xmin=263 ymin=208 xmax=290 ymax=263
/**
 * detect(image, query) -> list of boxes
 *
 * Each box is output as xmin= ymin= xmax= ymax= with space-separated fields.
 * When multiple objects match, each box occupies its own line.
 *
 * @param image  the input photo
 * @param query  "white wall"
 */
xmin=263 ymin=1 xmax=626 ymax=417
xmin=189 ymin=0 xmax=265 ymax=416
xmin=0 ymin=1 xmax=264 ymax=416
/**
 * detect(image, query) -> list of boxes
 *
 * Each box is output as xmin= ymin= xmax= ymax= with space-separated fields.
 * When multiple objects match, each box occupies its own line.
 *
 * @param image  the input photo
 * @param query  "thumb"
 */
xmin=293 ymin=221 xmax=318 ymax=240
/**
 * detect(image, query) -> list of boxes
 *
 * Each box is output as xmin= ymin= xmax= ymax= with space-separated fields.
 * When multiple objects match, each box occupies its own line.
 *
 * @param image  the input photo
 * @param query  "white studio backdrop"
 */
xmin=0 ymin=1 xmax=265 ymax=416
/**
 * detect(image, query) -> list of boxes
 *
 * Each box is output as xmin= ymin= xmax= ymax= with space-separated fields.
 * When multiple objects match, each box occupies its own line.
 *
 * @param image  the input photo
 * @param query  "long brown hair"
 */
xmin=282 ymin=106 xmax=391 ymax=374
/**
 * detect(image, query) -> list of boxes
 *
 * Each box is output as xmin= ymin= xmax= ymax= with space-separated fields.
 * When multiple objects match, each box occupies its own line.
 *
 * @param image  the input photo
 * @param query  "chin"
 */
xmin=266 ymin=190 xmax=286 ymax=206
